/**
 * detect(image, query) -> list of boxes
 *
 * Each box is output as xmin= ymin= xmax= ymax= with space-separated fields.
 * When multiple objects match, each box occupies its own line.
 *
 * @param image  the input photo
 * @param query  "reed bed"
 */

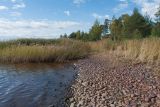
xmin=90 ymin=37 xmax=160 ymax=62
xmin=0 ymin=39 xmax=90 ymax=63
xmin=123 ymin=38 xmax=160 ymax=62
xmin=0 ymin=37 xmax=159 ymax=63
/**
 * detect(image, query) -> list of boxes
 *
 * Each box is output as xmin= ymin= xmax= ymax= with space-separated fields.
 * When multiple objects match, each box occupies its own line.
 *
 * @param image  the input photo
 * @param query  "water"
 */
xmin=0 ymin=63 xmax=76 ymax=107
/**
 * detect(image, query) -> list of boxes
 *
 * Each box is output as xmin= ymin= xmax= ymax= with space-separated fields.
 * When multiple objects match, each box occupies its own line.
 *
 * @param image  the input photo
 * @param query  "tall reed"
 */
xmin=0 ymin=39 xmax=90 ymax=63
xmin=90 ymin=37 xmax=160 ymax=62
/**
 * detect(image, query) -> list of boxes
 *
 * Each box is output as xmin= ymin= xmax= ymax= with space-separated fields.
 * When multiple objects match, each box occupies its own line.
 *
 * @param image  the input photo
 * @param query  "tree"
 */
xmin=89 ymin=19 xmax=103 ymax=41
xmin=75 ymin=30 xmax=81 ymax=40
xmin=83 ymin=32 xmax=89 ymax=41
xmin=69 ymin=32 xmax=76 ymax=39
xmin=110 ymin=14 xmax=131 ymax=39
xmin=60 ymin=34 xmax=68 ymax=38
xmin=151 ymin=24 xmax=160 ymax=37
xmin=60 ymin=35 xmax=63 ymax=38
xmin=110 ymin=8 xmax=152 ymax=40
xmin=133 ymin=29 xmax=142 ymax=39
xmin=118 ymin=14 xmax=130 ymax=39
xmin=63 ymin=33 xmax=68 ymax=38
xmin=124 ymin=8 xmax=151 ymax=38
xmin=152 ymin=5 xmax=160 ymax=37
xmin=155 ymin=5 xmax=160 ymax=23
xmin=110 ymin=18 xmax=123 ymax=41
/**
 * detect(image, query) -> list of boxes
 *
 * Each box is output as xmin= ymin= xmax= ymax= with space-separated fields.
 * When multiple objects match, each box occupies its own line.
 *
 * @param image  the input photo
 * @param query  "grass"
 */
xmin=0 ymin=37 xmax=159 ymax=63
xmin=89 ymin=37 xmax=160 ymax=63
xmin=123 ymin=38 xmax=160 ymax=62
xmin=0 ymin=39 xmax=90 ymax=63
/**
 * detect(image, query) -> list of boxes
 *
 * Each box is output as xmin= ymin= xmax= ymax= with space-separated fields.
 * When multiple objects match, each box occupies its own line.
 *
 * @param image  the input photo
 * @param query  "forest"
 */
xmin=61 ymin=7 xmax=160 ymax=41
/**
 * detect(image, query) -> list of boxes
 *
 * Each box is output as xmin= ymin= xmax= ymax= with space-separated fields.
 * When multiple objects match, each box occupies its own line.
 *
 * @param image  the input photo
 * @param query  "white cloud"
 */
xmin=10 ymin=11 xmax=22 ymax=16
xmin=12 ymin=3 xmax=26 ymax=9
xmin=133 ymin=0 xmax=160 ymax=18
xmin=0 ymin=19 xmax=85 ymax=39
xmin=104 ymin=15 xmax=110 ymax=19
xmin=92 ymin=13 xmax=102 ymax=19
xmin=11 ymin=0 xmax=16 ymax=3
xmin=73 ymin=0 xmax=85 ymax=5
xmin=64 ymin=11 xmax=70 ymax=16
xmin=92 ymin=13 xmax=110 ymax=19
xmin=113 ymin=1 xmax=128 ymax=13
xmin=119 ymin=0 xmax=127 ymax=1
xmin=0 ymin=6 xmax=9 ymax=11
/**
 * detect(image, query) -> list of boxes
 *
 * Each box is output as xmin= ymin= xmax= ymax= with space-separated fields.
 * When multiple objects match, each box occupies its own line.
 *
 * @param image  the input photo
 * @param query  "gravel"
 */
xmin=69 ymin=54 xmax=160 ymax=107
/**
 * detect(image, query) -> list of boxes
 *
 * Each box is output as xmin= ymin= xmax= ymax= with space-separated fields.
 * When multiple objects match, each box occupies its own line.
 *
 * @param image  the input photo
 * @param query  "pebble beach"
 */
xmin=69 ymin=54 xmax=160 ymax=107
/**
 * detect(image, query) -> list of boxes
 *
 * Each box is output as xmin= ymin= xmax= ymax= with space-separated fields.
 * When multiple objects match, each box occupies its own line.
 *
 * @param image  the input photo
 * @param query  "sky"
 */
xmin=0 ymin=0 xmax=159 ymax=40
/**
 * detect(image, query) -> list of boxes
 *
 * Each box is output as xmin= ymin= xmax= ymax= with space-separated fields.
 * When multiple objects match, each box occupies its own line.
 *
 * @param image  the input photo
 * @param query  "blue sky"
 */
xmin=0 ymin=0 xmax=159 ymax=39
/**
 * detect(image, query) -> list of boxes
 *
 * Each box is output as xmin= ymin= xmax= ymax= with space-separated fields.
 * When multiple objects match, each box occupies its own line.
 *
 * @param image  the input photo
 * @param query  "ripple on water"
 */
xmin=0 ymin=63 xmax=76 ymax=107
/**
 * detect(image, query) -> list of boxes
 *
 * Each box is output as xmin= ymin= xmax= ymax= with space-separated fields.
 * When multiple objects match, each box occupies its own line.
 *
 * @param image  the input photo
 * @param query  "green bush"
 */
xmin=151 ymin=24 xmax=160 ymax=37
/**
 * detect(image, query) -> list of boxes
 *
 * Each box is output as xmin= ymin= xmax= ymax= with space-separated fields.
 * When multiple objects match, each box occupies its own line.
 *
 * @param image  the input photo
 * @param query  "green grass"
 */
xmin=0 ymin=39 xmax=90 ymax=63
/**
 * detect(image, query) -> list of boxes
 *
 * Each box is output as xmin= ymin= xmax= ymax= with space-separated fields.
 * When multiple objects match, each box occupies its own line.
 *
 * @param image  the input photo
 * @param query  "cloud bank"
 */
xmin=0 ymin=19 xmax=84 ymax=40
xmin=133 ymin=0 xmax=160 ymax=18
xmin=73 ymin=0 xmax=86 ymax=5
xmin=92 ymin=13 xmax=110 ymax=19
xmin=0 ymin=6 xmax=9 ymax=11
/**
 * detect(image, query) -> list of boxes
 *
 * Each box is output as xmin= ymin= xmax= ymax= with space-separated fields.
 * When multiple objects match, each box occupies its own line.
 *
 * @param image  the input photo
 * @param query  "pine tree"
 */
xmin=152 ymin=5 xmax=160 ymax=37
xmin=124 ymin=8 xmax=151 ymax=38
xmin=89 ymin=19 xmax=103 ymax=41
xmin=76 ymin=30 xmax=81 ymax=40
xmin=110 ymin=18 xmax=123 ymax=41
xmin=155 ymin=5 xmax=160 ymax=23
xmin=69 ymin=32 xmax=76 ymax=39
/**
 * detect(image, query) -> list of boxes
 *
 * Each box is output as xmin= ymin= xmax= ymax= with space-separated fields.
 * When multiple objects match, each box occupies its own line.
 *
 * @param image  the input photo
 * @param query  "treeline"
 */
xmin=0 ymin=39 xmax=61 ymax=49
xmin=61 ymin=6 xmax=160 ymax=41
xmin=110 ymin=7 xmax=160 ymax=41
xmin=60 ymin=20 xmax=103 ymax=41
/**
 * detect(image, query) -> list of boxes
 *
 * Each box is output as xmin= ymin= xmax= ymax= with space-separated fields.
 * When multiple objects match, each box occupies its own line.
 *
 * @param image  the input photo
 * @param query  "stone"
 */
xmin=82 ymin=82 xmax=88 ymax=86
xmin=78 ymin=80 xmax=83 ymax=83
xmin=77 ymin=100 xmax=84 ymax=106
xmin=70 ymin=102 xmax=75 ymax=107
xmin=144 ymin=97 xmax=149 ymax=102
xmin=70 ymin=55 xmax=160 ymax=107
xmin=157 ymin=94 xmax=160 ymax=99
xmin=156 ymin=99 xmax=160 ymax=105
xmin=110 ymin=104 xmax=116 ymax=107
xmin=122 ymin=90 xmax=127 ymax=95
xmin=141 ymin=103 xmax=150 ymax=107
xmin=70 ymin=98 xmax=74 ymax=102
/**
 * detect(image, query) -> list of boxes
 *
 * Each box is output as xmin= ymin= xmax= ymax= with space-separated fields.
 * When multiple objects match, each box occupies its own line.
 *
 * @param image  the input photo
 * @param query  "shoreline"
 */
xmin=68 ymin=54 xmax=160 ymax=106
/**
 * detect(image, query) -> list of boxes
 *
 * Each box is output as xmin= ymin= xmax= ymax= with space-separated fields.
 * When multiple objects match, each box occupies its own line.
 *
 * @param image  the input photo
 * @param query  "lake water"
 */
xmin=0 ymin=63 xmax=76 ymax=107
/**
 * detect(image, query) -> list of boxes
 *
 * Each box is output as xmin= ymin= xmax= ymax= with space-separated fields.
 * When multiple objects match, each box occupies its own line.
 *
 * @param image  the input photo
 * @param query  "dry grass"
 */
xmin=123 ymin=38 xmax=160 ymax=62
xmin=90 ymin=37 xmax=160 ymax=63
xmin=89 ymin=39 xmax=116 ymax=52
xmin=0 ymin=39 xmax=90 ymax=63
xmin=0 ymin=37 xmax=159 ymax=63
